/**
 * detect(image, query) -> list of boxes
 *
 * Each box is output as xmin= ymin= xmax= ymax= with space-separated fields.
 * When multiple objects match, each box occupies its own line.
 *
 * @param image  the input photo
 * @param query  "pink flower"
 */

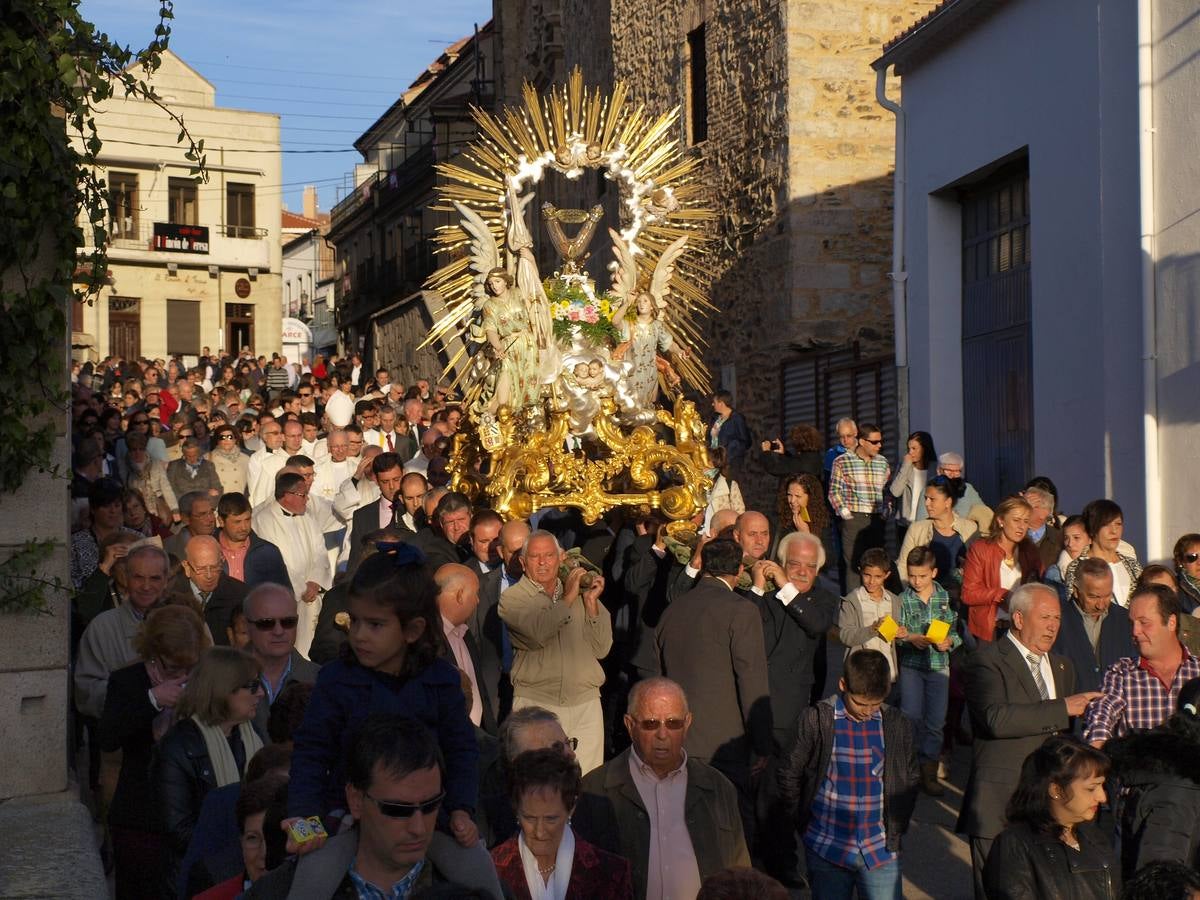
xmin=568 ymin=308 xmax=581 ymax=321
xmin=583 ymin=305 xmax=599 ymax=323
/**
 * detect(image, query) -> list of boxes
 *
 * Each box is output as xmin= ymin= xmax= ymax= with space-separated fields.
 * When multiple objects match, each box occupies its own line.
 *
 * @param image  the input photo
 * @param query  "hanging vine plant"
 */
xmin=0 ymin=0 xmax=205 ymax=611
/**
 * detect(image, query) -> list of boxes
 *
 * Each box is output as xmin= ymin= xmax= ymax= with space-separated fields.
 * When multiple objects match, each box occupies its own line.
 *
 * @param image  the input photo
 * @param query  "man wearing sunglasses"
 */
xmin=244 ymin=582 xmax=319 ymax=740
xmin=827 ymin=422 xmax=891 ymax=591
xmin=248 ymin=716 xmax=469 ymax=898
xmin=574 ymin=677 xmax=749 ymax=900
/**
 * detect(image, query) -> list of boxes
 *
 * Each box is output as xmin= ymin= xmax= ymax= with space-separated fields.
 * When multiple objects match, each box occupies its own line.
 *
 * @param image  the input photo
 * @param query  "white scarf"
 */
xmin=518 ymin=824 xmax=575 ymax=900
xmin=190 ymin=715 xmax=263 ymax=787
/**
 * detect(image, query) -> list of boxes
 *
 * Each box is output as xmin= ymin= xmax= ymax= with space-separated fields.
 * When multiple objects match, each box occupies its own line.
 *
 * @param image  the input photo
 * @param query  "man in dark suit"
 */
xmin=655 ymin=538 xmax=772 ymax=849
xmin=957 ymin=582 xmax=1102 ymax=899
xmin=1024 ymin=485 xmax=1064 ymax=571
xmin=244 ymin=582 xmax=319 ymax=737
xmin=171 ymin=535 xmax=249 ymax=645
xmin=347 ymin=452 xmax=405 ymax=574
xmin=467 ymin=509 xmax=503 ymax=577
xmin=1052 ymin=557 xmax=1135 ymax=693
xmin=404 ymin=491 xmax=470 ymax=571
xmin=473 ymin=519 xmax=529 ymax=725
xmin=751 ymin=529 xmax=837 ymax=883
xmin=435 ymin=563 xmax=497 ymax=734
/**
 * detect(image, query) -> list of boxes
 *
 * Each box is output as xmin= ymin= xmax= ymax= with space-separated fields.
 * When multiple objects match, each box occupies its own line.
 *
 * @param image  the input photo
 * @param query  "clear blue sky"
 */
xmin=80 ymin=0 xmax=491 ymax=213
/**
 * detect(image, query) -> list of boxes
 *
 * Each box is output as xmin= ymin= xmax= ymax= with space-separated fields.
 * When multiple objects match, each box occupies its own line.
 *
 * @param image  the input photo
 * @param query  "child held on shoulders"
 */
xmin=896 ymin=546 xmax=961 ymax=798
xmin=285 ymin=546 xmax=499 ymax=893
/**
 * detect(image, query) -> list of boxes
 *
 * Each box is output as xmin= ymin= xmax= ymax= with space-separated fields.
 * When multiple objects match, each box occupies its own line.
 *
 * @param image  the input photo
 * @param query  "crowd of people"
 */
xmin=64 ymin=347 xmax=1200 ymax=900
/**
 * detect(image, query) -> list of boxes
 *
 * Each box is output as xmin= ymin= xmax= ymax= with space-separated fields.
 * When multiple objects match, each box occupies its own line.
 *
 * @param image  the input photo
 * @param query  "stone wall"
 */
xmin=494 ymin=0 xmax=938 ymax=509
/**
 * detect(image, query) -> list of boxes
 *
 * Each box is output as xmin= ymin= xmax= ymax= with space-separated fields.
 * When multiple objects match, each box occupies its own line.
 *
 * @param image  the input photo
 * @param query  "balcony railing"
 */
xmin=79 ymin=221 xmax=267 ymax=250
xmin=330 ymin=141 xmax=436 ymax=229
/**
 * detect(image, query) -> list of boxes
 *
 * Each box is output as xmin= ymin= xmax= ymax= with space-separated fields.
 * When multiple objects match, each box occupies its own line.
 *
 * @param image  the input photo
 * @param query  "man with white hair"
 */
xmin=750 ymin=530 xmax=838 ymax=883
xmin=499 ymin=529 xmax=612 ymax=773
xmin=168 ymin=534 xmax=249 ymax=645
xmin=311 ymin=429 xmax=353 ymax=504
xmin=957 ymin=582 xmax=1101 ymax=899
xmin=936 ymin=451 xmax=988 ymax=521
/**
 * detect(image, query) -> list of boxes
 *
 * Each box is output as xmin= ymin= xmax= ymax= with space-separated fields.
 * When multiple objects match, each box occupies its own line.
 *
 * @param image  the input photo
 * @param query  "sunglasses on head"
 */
xmin=250 ymin=616 xmax=299 ymax=631
xmin=634 ymin=717 xmax=688 ymax=731
xmin=364 ymin=791 xmax=445 ymax=819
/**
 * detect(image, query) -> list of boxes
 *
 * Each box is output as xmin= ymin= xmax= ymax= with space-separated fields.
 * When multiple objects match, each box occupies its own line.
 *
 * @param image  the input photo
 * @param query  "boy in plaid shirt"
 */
xmin=780 ymin=650 xmax=918 ymax=900
xmin=896 ymin=545 xmax=960 ymax=797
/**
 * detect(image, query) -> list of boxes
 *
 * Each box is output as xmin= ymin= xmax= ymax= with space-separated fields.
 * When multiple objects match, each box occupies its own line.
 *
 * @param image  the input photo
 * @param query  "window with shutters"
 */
xmin=779 ymin=345 xmax=898 ymax=454
xmin=166 ymin=299 xmax=201 ymax=357
xmin=168 ymin=177 xmax=198 ymax=225
xmin=226 ymin=182 xmax=256 ymax=238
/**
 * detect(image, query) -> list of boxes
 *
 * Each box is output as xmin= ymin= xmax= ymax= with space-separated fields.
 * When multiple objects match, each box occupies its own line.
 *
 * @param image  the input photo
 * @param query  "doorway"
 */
xmin=961 ymin=162 xmax=1033 ymax=502
xmin=225 ymin=303 xmax=254 ymax=355
xmin=108 ymin=297 xmax=141 ymax=361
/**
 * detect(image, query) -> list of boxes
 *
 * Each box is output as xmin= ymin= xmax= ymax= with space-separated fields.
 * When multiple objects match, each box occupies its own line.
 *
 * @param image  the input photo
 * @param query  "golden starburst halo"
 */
xmin=421 ymin=67 xmax=716 ymax=393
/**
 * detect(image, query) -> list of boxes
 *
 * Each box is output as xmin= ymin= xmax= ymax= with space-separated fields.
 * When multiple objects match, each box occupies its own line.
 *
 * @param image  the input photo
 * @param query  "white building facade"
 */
xmin=75 ymin=51 xmax=283 ymax=363
xmin=875 ymin=0 xmax=1200 ymax=558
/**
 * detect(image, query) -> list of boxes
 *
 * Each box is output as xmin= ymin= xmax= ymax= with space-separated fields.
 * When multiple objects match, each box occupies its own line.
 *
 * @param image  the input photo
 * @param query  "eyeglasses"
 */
xmin=238 ymin=680 xmax=265 ymax=694
xmin=286 ymin=490 xmax=309 ymax=500
xmin=634 ymin=717 xmax=688 ymax=732
xmin=152 ymin=657 xmax=192 ymax=679
xmin=1185 ymin=553 xmax=1200 ymax=564
xmin=187 ymin=564 xmax=221 ymax=575
xmin=250 ymin=616 xmax=299 ymax=631
xmin=550 ymin=737 xmax=580 ymax=753
xmin=364 ymin=791 xmax=445 ymax=819
xmin=299 ymin=391 xmax=313 ymax=398
xmin=217 ymin=434 xmax=235 ymax=441
xmin=861 ymin=437 xmax=883 ymax=446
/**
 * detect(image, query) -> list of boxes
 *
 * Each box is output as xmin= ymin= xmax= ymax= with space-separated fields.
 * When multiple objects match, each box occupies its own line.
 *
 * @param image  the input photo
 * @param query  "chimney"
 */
xmin=303 ymin=185 xmax=318 ymax=220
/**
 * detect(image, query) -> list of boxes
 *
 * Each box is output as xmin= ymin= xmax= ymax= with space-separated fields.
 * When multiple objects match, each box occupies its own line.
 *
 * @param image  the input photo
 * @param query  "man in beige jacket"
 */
xmin=499 ymin=529 xmax=612 ymax=772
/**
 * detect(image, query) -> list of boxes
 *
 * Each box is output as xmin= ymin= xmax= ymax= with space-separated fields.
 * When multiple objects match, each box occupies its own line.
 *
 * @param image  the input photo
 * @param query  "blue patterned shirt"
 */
xmin=347 ymin=858 xmax=425 ymax=900
xmin=802 ymin=695 xmax=895 ymax=870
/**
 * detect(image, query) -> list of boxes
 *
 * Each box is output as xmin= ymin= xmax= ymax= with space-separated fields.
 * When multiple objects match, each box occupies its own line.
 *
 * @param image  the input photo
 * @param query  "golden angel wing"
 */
xmin=608 ymin=228 xmax=638 ymax=306
xmin=649 ymin=235 xmax=688 ymax=308
xmin=452 ymin=200 xmax=501 ymax=309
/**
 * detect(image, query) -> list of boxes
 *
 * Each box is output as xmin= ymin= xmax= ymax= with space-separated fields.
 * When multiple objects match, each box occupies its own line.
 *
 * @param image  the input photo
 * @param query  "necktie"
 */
xmin=199 ymin=591 xmax=211 ymax=608
xmin=1027 ymin=653 xmax=1050 ymax=699
xmin=386 ymin=433 xmax=394 ymax=452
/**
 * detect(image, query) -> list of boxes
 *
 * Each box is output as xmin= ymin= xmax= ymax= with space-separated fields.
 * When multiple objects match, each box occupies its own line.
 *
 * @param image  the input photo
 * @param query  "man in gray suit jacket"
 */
xmin=655 ymin=538 xmax=772 ymax=848
xmin=957 ymin=582 xmax=1102 ymax=900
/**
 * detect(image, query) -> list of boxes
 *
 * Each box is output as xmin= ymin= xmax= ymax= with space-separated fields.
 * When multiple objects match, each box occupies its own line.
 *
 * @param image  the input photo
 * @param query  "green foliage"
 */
xmin=544 ymin=277 xmax=623 ymax=349
xmin=0 ymin=540 xmax=63 ymax=615
xmin=0 ymin=1 xmax=204 ymax=610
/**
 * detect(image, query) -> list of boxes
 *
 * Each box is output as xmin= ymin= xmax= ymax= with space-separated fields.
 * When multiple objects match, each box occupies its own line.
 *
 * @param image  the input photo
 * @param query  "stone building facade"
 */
xmin=494 ymin=0 xmax=938 ymax=504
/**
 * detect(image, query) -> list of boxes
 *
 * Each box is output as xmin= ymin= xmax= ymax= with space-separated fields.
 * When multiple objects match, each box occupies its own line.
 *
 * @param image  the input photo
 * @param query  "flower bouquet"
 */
xmin=545 ymin=275 xmax=623 ymax=350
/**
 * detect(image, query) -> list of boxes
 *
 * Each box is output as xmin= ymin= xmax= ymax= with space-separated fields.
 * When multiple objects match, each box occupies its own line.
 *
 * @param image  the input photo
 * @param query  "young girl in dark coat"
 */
xmin=286 ymin=545 xmax=500 ymax=895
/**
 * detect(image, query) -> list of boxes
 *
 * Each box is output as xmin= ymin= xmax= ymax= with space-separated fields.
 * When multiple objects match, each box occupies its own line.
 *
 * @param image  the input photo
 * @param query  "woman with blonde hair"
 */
xmin=961 ymin=495 xmax=1043 ymax=643
xmin=152 ymin=647 xmax=264 ymax=888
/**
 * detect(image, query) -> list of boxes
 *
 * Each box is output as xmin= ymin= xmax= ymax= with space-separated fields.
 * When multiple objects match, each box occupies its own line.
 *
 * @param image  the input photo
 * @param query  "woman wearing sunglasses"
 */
xmin=152 ymin=647 xmax=265 ymax=892
xmin=492 ymin=749 xmax=632 ymax=900
xmin=1173 ymin=534 xmax=1200 ymax=614
xmin=209 ymin=426 xmax=248 ymax=496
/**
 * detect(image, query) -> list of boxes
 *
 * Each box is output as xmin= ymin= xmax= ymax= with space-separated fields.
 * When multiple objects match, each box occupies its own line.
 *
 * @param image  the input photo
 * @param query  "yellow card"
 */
xmin=877 ymin=615 xmax=899 ymax=643
xmin=926 ymin=619 xmax=951 ymax=644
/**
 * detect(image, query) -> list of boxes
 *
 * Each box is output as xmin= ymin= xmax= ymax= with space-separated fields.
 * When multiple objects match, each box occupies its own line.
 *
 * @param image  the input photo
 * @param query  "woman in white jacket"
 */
xmin=703 ymin=446 xmax=744 ymax=531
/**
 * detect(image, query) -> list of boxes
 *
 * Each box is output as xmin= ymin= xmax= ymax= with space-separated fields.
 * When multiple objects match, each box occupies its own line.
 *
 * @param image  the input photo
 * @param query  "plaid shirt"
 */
xmin=827 ymin=451 xmax=891 ymax=515
xmin=896 ymin=583 xmax=960 ymax=672
xmin=348 ymin=858 xmax=425 ymax=900
xmin=803 ymin=695 xmax=896 ymax=870
xmin=1083 ymin=650 xmax=1200 ymax=743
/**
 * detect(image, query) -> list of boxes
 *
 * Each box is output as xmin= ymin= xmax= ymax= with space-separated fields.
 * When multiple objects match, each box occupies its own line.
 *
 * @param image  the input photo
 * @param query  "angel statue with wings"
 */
xmin=455 ymin=184 xmax=559 ymax=419
xmin=610 ymin=231 xmax=690 ymax=414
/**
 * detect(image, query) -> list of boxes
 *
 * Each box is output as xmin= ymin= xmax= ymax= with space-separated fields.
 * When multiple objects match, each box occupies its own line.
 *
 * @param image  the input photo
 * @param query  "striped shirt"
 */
xmin=803 ymin=695 xmax=895 ymax=870
xmin=827 ymin=452 xmax=891 ymax=516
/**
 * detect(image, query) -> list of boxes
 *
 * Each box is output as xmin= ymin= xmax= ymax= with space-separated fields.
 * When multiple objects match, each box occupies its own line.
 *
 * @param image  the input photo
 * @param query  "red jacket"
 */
xmin=961 ymin=538 xmax=1044 ymax=641
xmin=491 ymin=832 xmax=633 ymax=900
